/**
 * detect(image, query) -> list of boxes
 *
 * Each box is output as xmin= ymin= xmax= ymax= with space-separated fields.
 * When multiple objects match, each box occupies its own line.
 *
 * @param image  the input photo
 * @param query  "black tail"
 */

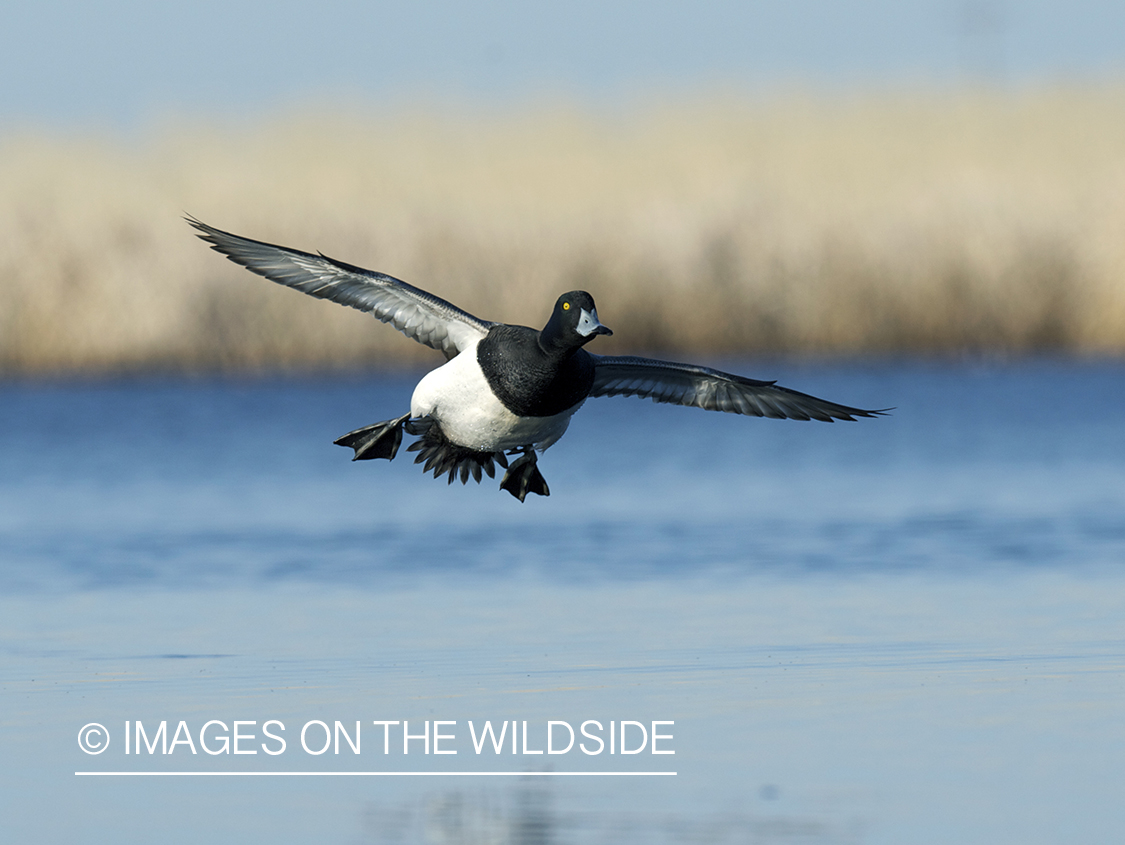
xmin=405 ymin=419 xmax=509 ymax=485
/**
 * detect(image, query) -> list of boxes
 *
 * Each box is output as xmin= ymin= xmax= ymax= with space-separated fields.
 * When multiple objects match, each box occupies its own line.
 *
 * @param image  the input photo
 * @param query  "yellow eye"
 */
xmin=562 ymin=302 xmax=570 ymax=310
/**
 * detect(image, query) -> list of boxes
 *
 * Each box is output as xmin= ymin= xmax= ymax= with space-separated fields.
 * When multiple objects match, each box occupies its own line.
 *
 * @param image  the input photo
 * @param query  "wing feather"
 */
xmin=187 ymin=217 xmax=492 ymax=359
xmin=590 ymin=355 xmax=887 ymax=422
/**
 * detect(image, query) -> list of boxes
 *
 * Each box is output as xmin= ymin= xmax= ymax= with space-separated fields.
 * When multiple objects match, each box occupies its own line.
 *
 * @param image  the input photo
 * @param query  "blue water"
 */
xmin=2 ymin=361 xmax=1124 ymax=843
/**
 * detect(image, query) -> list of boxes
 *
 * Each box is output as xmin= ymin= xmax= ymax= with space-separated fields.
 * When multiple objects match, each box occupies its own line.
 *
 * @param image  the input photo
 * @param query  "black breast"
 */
xmin=477 ymin=326 xmax=596 ymax=417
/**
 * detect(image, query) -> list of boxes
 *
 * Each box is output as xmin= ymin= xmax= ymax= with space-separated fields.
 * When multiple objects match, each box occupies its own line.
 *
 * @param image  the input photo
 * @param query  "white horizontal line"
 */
xmin=76 ymin=771 xmax=676 ymax=777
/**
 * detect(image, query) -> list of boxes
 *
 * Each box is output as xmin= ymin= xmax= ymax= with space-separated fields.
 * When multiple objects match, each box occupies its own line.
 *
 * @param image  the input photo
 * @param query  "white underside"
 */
xmin=410 ymin=340 xmax=579 ymax=453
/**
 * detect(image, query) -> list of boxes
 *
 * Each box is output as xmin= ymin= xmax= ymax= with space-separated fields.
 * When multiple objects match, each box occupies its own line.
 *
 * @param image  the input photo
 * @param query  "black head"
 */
xmin=539 ymin=290 xmax=613 ymax=353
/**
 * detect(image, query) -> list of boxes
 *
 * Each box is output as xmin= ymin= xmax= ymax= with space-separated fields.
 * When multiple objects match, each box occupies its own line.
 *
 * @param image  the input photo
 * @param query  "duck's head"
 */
xmin=540 ymin=290 xmax=613 ymax=352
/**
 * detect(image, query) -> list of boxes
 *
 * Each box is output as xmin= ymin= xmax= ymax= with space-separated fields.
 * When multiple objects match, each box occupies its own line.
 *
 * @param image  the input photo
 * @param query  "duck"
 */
xmin=188 ymin=217 xmax=886 ymax=501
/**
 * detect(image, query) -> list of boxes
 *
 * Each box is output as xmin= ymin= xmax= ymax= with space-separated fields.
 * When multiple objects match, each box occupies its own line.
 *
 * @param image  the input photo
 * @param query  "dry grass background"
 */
xmin=3 ymin=86 xmax=1125 ymax=374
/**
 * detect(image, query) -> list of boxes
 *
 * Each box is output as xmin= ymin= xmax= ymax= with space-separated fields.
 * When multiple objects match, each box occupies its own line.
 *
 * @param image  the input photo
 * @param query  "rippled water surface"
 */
xmin=2 ymin=361 xmax=1124 ymax=844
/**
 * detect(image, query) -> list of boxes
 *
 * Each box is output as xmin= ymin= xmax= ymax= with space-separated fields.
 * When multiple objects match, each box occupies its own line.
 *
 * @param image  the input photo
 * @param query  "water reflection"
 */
xmin=361 ymin=782 xmax=554 ymax=845
xmin=361 ymin=781 xmax=864 ymax=845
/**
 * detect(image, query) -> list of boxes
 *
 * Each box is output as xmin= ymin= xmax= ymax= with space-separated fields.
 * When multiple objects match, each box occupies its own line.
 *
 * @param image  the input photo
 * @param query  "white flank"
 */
xmin=410 ymin=341 xmax=580 ymax=453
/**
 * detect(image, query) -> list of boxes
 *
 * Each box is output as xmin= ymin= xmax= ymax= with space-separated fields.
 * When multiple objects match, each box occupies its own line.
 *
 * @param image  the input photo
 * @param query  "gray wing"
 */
xmin=188 ymin=217 xmax=493 ymax=359
xmin=590 ymin=355 xmax=887 ymax=421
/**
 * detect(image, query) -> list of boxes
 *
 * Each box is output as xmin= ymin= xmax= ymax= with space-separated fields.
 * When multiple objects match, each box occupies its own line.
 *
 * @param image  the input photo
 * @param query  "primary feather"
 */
xmin=187 ymin=216 xmax=492 ymax=359
xmin=590 ymin=355 xmax=886 ymax=421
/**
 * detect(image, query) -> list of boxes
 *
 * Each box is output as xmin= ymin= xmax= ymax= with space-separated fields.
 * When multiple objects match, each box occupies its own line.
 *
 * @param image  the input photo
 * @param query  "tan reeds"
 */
xmin=2 ymin=87 xmax=1125 ymax=374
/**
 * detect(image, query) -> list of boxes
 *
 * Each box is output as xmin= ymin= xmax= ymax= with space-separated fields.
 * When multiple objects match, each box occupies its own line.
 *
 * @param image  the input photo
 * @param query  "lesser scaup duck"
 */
xmin=189 ymin=217 xmax=886 ymax=501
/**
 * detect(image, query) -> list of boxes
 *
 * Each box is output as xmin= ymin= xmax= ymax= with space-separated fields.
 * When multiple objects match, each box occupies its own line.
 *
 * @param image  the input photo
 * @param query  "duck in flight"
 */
xmin=189 ymin=217 xmax=886 ymax=501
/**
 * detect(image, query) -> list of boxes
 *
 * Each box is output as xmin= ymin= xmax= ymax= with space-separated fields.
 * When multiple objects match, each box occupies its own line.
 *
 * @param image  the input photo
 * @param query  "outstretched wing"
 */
xmin=188 ymin=217 xmax=493 ymax=359
xmin=590 ymin=355 xmax=887 ymax=421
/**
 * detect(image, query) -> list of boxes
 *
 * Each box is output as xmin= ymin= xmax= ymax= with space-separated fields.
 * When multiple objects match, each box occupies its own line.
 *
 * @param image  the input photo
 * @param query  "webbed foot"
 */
xmin=499 ymin=451 xmax=550 ymax=502
xmin=333 ymin=414 xmax=410 ymax=461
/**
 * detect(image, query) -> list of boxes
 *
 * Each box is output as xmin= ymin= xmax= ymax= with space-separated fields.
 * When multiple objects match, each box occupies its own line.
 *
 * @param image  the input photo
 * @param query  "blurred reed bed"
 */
xmin=2 ymin=86 xmax=1125 ymax=374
